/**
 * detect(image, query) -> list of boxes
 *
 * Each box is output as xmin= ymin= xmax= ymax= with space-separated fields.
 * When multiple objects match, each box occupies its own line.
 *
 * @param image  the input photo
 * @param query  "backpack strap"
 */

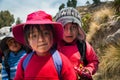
xmin=22 ymin=51 xmax=34 ymax=70
xmin=77 ymin=40 xmax=88 ymax=66
xmin=50 ymin=49 xmax=62 ymax=79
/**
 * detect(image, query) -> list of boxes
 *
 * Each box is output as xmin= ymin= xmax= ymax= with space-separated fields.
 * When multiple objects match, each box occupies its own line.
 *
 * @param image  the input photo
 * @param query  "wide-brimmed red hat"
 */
xmin=12 ymin=10 xmax=63 ymax=45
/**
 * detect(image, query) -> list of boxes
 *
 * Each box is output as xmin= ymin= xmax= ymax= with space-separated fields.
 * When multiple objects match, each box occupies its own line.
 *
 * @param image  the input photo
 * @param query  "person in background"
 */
xmin=0 ymin=48 xmax=3 ymax=63
xmin=55 ymin=7 xmax=99 ymax=80
xmin=0 ymin=48 xmax=3 ymax=74
xmin=0 ymin=32 xmax=27 ymax=80
xmin=12 ymin=10 xmax=77 ymax=80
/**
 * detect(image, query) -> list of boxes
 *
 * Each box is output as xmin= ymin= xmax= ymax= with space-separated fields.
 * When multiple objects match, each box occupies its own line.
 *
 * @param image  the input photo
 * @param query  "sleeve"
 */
xmin=14 ymin=55 xmax=27 ymax=80
xmin=60 ymin=53 xmax=77 ymax=80
xmin=85 ymin=42 xmax=99 ymax=75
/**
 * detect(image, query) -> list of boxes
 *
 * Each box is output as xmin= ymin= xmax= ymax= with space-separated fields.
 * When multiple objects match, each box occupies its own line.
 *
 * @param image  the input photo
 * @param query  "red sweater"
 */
xmin=14 ymin=52 xmax=77 ymax=80
xmin=58 ymin=41 xmax=99 ymax=75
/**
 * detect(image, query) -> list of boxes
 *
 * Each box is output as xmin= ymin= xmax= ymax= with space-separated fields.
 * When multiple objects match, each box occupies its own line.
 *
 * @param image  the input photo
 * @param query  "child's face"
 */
xmin=28 ymin=25 xmax=53 ymax=55
xmin=63 ymin=22 xmax=79 ymax=43
xmin=7 ymin=38 xmax=22 ymax=52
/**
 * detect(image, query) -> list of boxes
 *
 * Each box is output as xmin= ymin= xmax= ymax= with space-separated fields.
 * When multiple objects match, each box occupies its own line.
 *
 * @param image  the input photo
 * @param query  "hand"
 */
xmin=74 ymin=67 xmax=93 ymax=80
xmin=80 ymin=68 xmax=93 ymax=80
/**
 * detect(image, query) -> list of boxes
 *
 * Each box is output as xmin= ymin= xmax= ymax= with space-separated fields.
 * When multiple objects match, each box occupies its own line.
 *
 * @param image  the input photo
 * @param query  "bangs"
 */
xmin=24 ymin=24 xmax=54 ymax=45
xmin=24 ymin=24 xmax=39 ymax=46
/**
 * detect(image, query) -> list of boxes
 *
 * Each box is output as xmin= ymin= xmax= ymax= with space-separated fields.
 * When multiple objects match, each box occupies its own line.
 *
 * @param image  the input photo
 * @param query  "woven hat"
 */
xmin=55 ymin=7 xmax=86 ymax=40
xmin=12 ymin=10 xmax=63 ymax=45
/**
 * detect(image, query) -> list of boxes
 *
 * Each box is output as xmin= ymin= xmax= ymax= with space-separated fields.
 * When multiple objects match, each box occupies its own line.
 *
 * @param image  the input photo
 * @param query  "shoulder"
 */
xmin=58 ymin=51 xmax=71 ymax=63
xmin=58 ymin=51 xmax=66 ymax=59
xmin=19 ymin=54 xmax=28 ymax=63
xmin=85 ymin=41 xmax=94 ymax=50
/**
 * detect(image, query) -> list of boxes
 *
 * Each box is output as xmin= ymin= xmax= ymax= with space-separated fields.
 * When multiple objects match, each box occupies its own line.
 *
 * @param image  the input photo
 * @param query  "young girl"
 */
xmin=12 ymin=10 xmax=77 ymax=80
xmin=55 ymin=7 xmax=99 ymax=80
xmin=0 ymin=32 xmax=26 ymax=80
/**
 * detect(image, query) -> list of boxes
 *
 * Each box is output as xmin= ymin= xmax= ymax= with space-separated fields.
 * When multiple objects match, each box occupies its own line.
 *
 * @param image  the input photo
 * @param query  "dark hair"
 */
xmin=24 ymin=24 xmax=54 ymax=47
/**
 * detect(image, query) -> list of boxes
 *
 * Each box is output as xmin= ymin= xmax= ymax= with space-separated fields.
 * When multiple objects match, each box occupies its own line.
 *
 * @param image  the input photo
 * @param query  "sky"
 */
xmin=0 ymin=0 xmax=113 ymax=24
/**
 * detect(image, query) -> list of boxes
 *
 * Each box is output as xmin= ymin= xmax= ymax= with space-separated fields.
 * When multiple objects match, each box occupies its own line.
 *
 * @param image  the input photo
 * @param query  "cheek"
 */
xmin=28 ymin=40 xmax=37 ymax=49
xmin=73 ymin=29 xmax=79 ymax=35
xmin=63 ymin=32 xmax=67 ymax=37
xmin=73 ymin=32 xmax=78 ymax=37
xmin=48 ymin=36 xmax=53 ymax=46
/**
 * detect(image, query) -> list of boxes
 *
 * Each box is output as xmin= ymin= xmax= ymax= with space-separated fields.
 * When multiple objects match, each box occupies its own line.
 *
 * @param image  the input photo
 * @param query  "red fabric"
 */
xmin=12 ymin=10 xmax=63 ymax=45
xmin=58 ymin=41 xmax=99 ymax=75
xmin=14 ymin=52 xmax=77 ymax=80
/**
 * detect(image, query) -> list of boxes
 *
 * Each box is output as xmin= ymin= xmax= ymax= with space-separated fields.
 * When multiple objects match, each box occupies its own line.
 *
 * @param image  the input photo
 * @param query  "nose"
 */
xmin=66 ymin=27 xmax=72 ymax=34
xmin=38 ymin=34 xmax=44 ymax=42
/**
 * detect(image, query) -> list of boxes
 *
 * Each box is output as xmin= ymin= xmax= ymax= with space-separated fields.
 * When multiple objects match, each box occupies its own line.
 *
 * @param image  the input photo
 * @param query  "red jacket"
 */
xmin=58 ymin=41 xmax=99 ymax=75
xmin=14 ymin=52 xmax=77 ymax=80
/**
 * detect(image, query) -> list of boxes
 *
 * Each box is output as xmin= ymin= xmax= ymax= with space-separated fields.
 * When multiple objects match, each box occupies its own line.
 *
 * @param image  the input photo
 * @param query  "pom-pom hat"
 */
xmin=55 ymin=7 xmax=86 ymax=40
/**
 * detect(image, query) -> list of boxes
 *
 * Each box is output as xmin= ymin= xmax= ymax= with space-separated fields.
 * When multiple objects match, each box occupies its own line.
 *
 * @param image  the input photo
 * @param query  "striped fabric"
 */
xmin=1 ymin=50 xmax=26 ymax=80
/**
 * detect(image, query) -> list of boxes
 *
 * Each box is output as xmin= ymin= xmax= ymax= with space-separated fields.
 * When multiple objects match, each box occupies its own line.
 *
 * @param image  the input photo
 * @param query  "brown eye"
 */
xmin=29 ymin=33 xmax=38 ymax=40
xmin=43 ymin=30 xmax=50 ymax=36
xmin=71 ymin=24 xmax=77 ymax=30
xmin=32 ymin=34 xmax=37 ymax=38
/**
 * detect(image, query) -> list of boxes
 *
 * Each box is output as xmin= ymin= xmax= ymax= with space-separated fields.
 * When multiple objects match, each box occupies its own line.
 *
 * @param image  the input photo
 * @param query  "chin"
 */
xmin=65 ymin=39 xmax=74 ymax=43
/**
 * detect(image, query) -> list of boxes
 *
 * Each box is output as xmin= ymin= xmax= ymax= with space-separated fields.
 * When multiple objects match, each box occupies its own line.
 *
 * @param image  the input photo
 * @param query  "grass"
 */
xmin=86 ymin=7 xmax=114 ymax=42
xmin=98 ymin=44 xmax=120 ymax=80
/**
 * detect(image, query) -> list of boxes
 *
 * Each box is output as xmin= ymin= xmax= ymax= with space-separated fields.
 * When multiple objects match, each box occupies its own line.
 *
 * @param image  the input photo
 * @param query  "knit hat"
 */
xmin=12 ymin=10 xmax=63 ymax=45
xmin=55 ymin=7 xmax=86 ymax=40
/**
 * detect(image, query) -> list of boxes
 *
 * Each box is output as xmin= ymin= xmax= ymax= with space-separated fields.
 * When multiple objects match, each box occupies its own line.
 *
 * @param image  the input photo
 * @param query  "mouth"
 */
xmin=37 ymin=43 xmax=48 ymax=47
xmin=66 ymin=36 xmax=73 ymax=38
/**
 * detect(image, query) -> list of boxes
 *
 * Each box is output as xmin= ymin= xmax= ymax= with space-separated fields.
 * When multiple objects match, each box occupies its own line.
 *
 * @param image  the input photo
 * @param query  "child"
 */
xmin=12 ymin=10 xmax=77 ymax=80
xmin=55 ymin=7 xmax=99 ymax=80
xmin=0 ymin=32 xmax=26 ymax=80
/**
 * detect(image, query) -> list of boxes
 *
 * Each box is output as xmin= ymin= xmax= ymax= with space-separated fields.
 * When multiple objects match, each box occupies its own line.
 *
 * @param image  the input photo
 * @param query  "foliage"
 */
xmin=15 ymin=17 xmax=22 ymax=24
xmin=86 ymin=7 xmax=114 ymax=41
xmin=113 ymin=0 xmax=120 ymax=14
xmin=86 ymin=1 xmax=90 ymax=5
xmin=67 ymin=0 xmax=77 ymax=8
xmin=59 ymin=0 xmax=77 ymax=10
xmin=98 ymin=44 xmax=120 ymax=80
xmin=92 ymin=0 xmax=101 ymax=5
xmin=0 ymin=10 xmax=14 ymax=28
xmin=59 ymin=3 xmax=65 ymax=11
xmin=67 ymin=0 xmax=72 ymax=7
xmin=81 ymin=13 xmax=91 ymax=33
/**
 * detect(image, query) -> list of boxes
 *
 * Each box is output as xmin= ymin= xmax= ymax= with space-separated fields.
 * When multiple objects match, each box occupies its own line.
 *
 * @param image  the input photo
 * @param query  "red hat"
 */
xmin=12 ymin=10 xmax=63 ymax=45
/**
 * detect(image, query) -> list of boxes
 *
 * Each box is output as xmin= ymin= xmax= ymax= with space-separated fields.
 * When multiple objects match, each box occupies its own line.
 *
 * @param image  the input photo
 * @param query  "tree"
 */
xmin=72 ymin=0 xmax=77 ymax=8
xmin=67 ymin=0 xmax=72 ymax=7
xmin=59 ymin=3 xmax=65 ymax=11
xmin=0 ymin=10 xmax=14 ymax=28
xmin=67 ymin=0 xmax=77 ymax=8
xmin=92 ymin=0 xmax=101 ymax=5
xmin=86 ymin=1 xmax=90 ymax=5
xmin=16 ymin=17 xmax=22 ymax=24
